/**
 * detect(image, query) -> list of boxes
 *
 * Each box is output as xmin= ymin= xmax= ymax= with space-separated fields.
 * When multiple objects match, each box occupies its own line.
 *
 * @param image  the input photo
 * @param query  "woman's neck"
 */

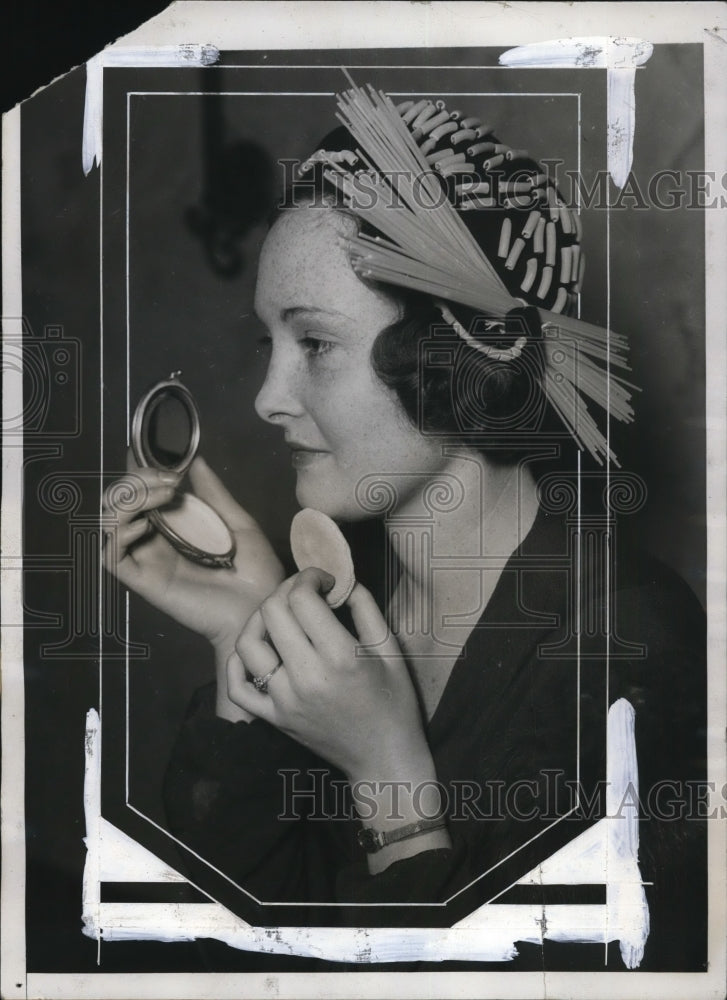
xmin=385 ymin=449 xmax=539 ymax=655
xmin=386 ymin=450 xmax=537 ymax=583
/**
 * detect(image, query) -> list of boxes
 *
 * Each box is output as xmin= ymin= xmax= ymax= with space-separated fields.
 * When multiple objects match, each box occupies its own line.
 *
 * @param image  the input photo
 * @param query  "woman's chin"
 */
xmin=294 ymin=482 xmax=358 ymax=522
xmin=294 ymin=482 xmax=339 ymax=518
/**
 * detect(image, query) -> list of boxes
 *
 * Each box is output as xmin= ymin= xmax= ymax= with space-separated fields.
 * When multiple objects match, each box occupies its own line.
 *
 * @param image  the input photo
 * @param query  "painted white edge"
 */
xmin=83 ymin=701 xmax=648 ymax=966
xmin=603 ymin=699 xmax=649 ymax=969
xmin=0 ymin=105 xmax=27 ymax=1000
xmin=499 ymin=37 xmax=653 ymax=188
xmin=82 ymin=45 xmax=219 ymax=174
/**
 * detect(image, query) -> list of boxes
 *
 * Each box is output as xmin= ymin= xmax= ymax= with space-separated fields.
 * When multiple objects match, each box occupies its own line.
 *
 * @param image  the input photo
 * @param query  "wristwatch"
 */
xmin=357 ymin=816 xmax=447 ymax=853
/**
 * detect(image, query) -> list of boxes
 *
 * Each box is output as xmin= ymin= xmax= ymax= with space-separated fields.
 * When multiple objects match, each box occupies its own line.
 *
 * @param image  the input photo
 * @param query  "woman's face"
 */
xmin=253 ymin=207 xmax=449 ymax=520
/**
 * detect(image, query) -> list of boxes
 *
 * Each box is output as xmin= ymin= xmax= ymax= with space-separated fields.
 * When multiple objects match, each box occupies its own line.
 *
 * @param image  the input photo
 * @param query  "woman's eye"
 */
xmin=300 ymin=336 xmax=334 ymax=357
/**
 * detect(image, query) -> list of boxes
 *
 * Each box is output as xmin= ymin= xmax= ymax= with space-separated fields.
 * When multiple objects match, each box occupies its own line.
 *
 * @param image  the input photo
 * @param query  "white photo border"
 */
xmin=2 ymin=2 xmax=726 ymax=998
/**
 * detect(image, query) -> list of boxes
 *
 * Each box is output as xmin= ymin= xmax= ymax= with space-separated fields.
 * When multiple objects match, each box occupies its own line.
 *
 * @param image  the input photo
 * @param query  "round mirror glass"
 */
xmin=130 ymin=374 xmax=235 ymax=569
xmin=132 ymin=374 xmax=200 ymax=475
xmin=142 ymin=391 xmax=194 ymax=470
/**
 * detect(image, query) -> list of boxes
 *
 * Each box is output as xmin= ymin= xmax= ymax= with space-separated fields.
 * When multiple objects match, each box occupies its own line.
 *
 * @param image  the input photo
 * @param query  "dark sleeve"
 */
xmin=336 ymin=553 xmax=707 ymax=962
xmin=163 ymin=682 xmax=336 ymax=902
xmin=164 ymin=684 xmax=465 ymax=906
xmin=335 ymin=846 xmax=468 ymax=904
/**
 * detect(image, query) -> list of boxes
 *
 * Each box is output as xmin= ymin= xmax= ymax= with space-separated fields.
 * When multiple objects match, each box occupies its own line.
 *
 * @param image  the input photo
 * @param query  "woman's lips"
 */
xmin=289 ymin=446 xmax=330 ymax=468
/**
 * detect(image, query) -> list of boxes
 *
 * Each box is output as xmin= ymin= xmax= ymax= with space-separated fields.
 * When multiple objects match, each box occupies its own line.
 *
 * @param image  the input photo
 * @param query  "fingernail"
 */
xmin=158 ymin=471 xmax=180 ymax=484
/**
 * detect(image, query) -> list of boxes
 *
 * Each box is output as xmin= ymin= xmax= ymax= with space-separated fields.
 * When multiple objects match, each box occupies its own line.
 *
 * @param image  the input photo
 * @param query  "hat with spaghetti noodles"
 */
xmin=296 ymin=80 xmax=636 ymax=466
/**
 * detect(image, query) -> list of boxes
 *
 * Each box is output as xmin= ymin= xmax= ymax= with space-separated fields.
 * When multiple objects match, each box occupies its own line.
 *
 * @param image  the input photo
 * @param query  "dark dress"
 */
xmin=163 ymin=503 xmax=707 ymax=970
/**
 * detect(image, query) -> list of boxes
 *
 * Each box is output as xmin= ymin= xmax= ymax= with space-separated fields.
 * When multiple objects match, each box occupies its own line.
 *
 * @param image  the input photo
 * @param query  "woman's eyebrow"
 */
xmin=281 ymin=305 xmax=354 ymax=323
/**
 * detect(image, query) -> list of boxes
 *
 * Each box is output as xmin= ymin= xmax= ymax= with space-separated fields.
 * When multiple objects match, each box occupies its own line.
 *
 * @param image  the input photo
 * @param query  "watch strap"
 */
xmin=357 ymin=816 xmax=447 ymax=853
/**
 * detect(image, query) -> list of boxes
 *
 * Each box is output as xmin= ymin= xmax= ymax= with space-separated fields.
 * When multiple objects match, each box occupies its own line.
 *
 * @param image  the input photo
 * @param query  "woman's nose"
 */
xmin=254 ymin=347 xmax=304 ymax=425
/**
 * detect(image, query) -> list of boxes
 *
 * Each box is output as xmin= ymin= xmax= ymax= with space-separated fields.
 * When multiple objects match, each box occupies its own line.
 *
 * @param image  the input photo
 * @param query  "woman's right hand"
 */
xmin=102 ymin=456 xmax=285 ymax=659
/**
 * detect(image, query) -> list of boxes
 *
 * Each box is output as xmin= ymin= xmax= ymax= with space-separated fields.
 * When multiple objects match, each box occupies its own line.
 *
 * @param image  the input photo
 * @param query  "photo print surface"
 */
xmin=2 ymin=3 xmax=726 ymax=998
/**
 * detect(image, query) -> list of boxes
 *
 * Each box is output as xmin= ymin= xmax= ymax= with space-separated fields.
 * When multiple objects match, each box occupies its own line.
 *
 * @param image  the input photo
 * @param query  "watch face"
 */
xmin=356 ymin=828 xmax=380 ymax=853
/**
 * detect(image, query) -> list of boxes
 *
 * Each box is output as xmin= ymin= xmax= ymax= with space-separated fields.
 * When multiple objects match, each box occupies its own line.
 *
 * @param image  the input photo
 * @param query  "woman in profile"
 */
xmin=104 ymin=85 xmax=705 ymax=967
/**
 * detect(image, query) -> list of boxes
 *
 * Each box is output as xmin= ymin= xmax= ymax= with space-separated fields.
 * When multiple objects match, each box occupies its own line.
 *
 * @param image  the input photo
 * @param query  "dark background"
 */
xmin=8 ymin=4 xmax=708 ymax=976
xmin=98 ymin=61 xmax=603 ymax=929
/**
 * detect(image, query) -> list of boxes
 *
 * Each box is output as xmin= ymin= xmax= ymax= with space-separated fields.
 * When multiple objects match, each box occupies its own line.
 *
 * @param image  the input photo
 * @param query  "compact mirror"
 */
xmin=131 ymin=372 xmax=236 ymax=569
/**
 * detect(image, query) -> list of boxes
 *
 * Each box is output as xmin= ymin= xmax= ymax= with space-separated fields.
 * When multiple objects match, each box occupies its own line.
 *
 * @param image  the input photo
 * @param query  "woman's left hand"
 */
xmin=226 ymin=568 xmax=429 ymax=784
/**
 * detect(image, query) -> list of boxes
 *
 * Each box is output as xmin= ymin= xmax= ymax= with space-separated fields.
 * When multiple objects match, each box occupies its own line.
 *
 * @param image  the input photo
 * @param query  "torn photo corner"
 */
xmin=2 ymin=2 xmax=726 ymax=998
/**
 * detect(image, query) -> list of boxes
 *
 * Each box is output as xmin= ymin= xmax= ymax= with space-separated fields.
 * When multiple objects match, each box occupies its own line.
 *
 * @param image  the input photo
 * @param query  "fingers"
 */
xmin=237 ymin=569 xmax=344 ymax=684
xmin=257 ymin=584 xmax=313 ymax=668
xmin=102 ymin=522 xmax=151 ymax=586
xmin=235 ymin=608 xmax=281 ymax=677
xmin=102 ymin=469 xmax=180 ymax=578
xmin=286 ymin=568 xmax=351 ymax=648
xmin=188 ymin=457 xmax=261 ymax=533
xmin=293 ymin=566 xmax=335 ymax=596
xmin=111 ymin=514 xmax=151 ymax=551
xmin=226 ymin=650 xmax=276 ymax=723
xmin=346 ymin=582 xmax=400 ymax=656
xmin=103 ymin=469 xmax=180 ymax=526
